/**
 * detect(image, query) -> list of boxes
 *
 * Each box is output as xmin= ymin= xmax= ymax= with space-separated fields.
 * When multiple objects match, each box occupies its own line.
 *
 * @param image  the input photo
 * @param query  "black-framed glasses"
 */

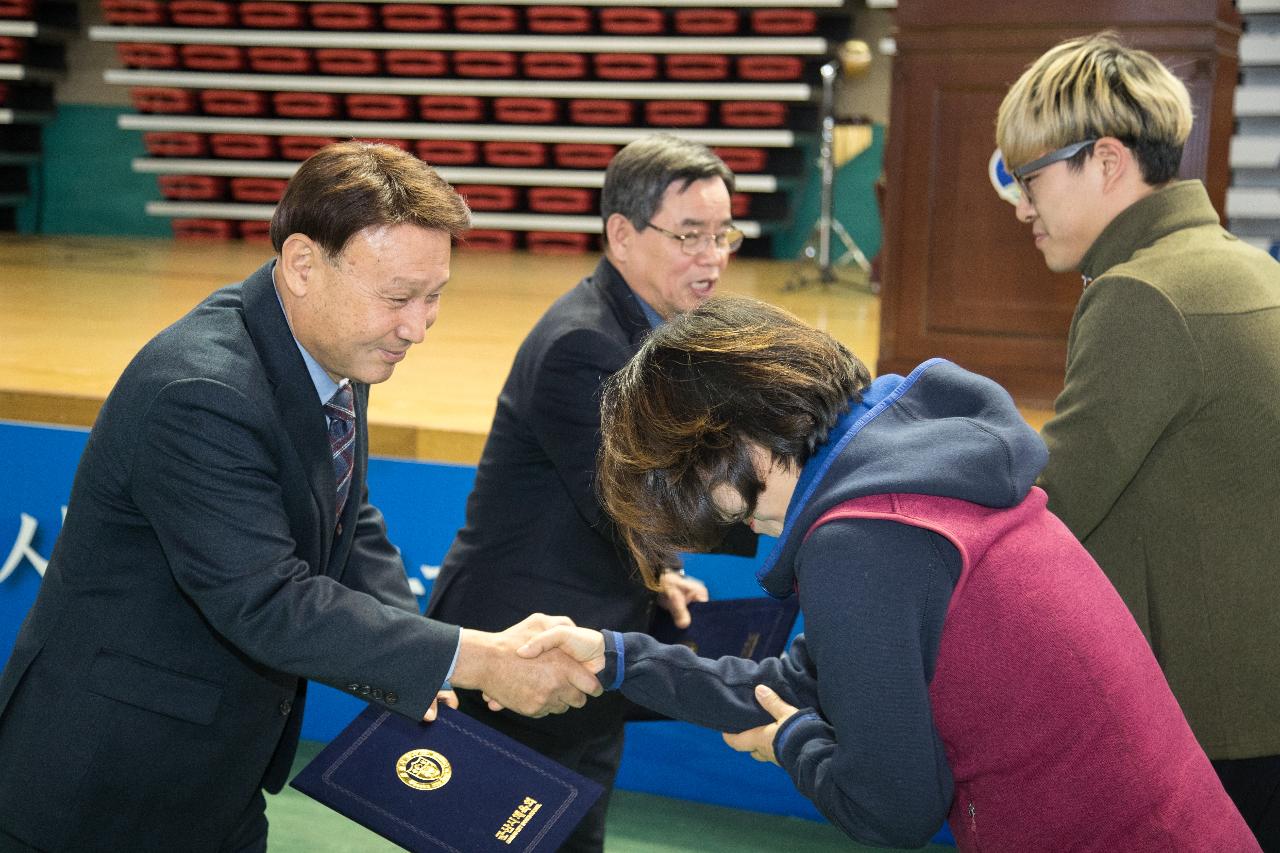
xmin=1011 ymin=139 xmax=1098 ymax=202
xmin=645 ymin=222 xmax=745 ymax=255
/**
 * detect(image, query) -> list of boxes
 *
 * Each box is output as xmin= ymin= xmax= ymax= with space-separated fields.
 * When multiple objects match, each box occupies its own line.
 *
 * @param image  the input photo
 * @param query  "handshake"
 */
xmin=441 ymin=614 xmax=611 ymax=720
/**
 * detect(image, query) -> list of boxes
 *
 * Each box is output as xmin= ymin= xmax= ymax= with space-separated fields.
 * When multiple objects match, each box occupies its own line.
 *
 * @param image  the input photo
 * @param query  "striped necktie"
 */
xmin=324 ymin=383 xmax=355 ymax=523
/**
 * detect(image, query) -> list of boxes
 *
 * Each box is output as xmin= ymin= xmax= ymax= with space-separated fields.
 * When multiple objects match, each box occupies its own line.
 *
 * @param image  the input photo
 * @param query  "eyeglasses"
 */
xmin=1011 ymin=138 xmax=1097 ymax=202
xmin=645 ymin=222 xmax=745 ymax=256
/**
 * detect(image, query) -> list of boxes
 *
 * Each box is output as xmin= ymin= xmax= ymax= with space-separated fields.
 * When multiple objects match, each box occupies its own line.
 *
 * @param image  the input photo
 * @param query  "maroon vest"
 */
xmin=811 ymin=488 xmax=1256 ymax=852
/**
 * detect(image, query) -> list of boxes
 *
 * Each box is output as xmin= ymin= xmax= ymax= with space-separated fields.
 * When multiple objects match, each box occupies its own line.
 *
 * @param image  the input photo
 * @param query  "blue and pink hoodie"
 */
xmin=599 ymin=359 xmax=1255 ymax=851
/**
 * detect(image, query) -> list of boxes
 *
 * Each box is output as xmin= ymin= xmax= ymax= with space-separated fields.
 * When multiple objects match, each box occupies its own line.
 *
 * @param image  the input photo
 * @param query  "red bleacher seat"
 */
xmin=645 ymin=100 xmax=710 ymax=127
xmin=673 ymin=9 xmax=738 ymax=35
xmin=453 ymin=52 xmax=518 ymax=78
xmin=737 ymin=56 xmax=804 ymax=81
xmin=386 ymin=50 xmax=448 ymax=77
xmin=0 ymin=83 xmax=9 ymax=106
xmin=0 ymin=0 xmax=34 ymax=18
xmin=209 ymin=133 xmax=276 ymax=159
xmin=461 ymin=230 xmax=518 ymax=251
xmin=101 ymin=0 xmax=166 ymax=26
xmin=130 ymin=87 xmax=196 ymax=113
xmin=315 ymin=49 xmax=380 ymax=76
xmin=749 ymin=9 xmax=817 ymax=35
xmin=173 ymin=219 xmax=236 ymax=241
xmin=169 ymin=0 xmax=234 ymax=27
xmin=713 ymin=147 xmax=767 ymax=173
xmin=247 ymin=46 xmax=313 ymax=74
xmin=201 ymin=89 xmax=268 ymax=116
xmin=418 ymin=95 xmax=484 ymax=122
xmin=492 ymin=97 xmax=558 ymax=124
xmin=273 ymin=92 xmax=341 ymax=118
xmin=527 ymin=187 xmax=595 ymax=214
xmin=456 ymin=184 xmax=520 ymax=212
xmin=158 ymin=174 xmax=227 ymax=201
xmin=0 ymin=37 xmax=25 ymax=63
xmin=527 ymin=232 xmax=594 ymax=254
xmin=239 ymin=220 xmax=273 ymax=243
xmin=731 ymin=192 xmax=750 ymax=219
xmin=238 ymin=1 xmax=304 ymax=28
xmin=594 ymin=53 xmax=658 ymax=80
xmin=553 ymin=143 xmax=617 ymax=169
xmin=522 ymin=53 xmax=587 ymax=80
xmin=567 ymin=99 xmax=633 ymax=126
xmin=414 ymin=140 xmax=480 ymax=165
xmin=346 ymin=93 xmax=413 ymax=121
xmin=721 ymin=101 xmax=788 ymax=128
xmin=180 ymin=44 xmax=245 ymax=72
xmin=309 ymin=3 xmax=376 ymax=30
xmin=452 ymin=5 xmax=519 ymax=32
xmin=143 ymin=131 xmax=208 ymax=157
xmin=482 ymin=141 xmax=547 ymax=168
xmin=527 ymin=6 xmax=591 ymax=34
xmin=279 ymin=136 xmax=338 ymax=160
xmin=380 ymin=4 xmax=446 ymax=31
xmin=598 ymin=8 xmax=662 ymax=34
xmin=117 ymin=43 xmax=179 ymax=70
xmin=230 ymin=177 xmax=289 ymax=203
xmin=665 ymin=54 xmax=730 ymax=81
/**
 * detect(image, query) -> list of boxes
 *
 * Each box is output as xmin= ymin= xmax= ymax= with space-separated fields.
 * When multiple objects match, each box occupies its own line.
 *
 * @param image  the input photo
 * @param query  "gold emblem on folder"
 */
xmin=396 ymin=749 xmax=452 ymax=790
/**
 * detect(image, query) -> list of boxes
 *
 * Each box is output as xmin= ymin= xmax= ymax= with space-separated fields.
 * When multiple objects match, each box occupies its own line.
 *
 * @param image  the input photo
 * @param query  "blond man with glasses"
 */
xmin=425 ymin=133 xmax=756 ymax=853
xmin=999 ymin=32 xmax=1280 ymax=849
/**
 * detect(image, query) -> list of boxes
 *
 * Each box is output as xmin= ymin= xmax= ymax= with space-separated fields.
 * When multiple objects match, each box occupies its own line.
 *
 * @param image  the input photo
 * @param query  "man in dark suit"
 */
xmin=427 ymin=134 xmax=755 ymax=852
xmin=0 ymin=142 xmax=600 ymax=853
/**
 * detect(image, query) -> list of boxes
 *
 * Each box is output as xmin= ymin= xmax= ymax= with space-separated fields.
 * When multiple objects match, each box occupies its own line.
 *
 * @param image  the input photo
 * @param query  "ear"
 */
xmin=604 ymin=213 xmax=638 ymax=264
xmin=278 ymin=233 xmax=320 ymax=297
xmin=1093 ymin=137 xmax=1135 ymax=192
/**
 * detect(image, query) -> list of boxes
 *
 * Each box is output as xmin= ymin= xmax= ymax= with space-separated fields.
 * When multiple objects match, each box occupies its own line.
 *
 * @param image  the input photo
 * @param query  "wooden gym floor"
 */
xmin=0 ymin=234 xmax=1049 ymax=461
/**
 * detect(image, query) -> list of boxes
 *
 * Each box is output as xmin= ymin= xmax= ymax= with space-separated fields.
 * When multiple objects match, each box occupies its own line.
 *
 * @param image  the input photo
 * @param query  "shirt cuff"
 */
xmin=440 ymin=628 xmax=462 ymax=690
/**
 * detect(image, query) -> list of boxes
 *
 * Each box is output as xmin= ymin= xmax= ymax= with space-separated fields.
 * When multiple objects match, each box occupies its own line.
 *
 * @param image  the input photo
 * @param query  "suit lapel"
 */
xmin=240 ymin=260 xmax=337 ymax=560
xmin=593 ymin=257 xmax=654 ymax=349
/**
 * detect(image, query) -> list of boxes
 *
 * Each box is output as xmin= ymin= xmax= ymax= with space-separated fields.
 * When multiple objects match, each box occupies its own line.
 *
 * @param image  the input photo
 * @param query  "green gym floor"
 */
xmin=267 ymin=741 xmax=953 ymax=852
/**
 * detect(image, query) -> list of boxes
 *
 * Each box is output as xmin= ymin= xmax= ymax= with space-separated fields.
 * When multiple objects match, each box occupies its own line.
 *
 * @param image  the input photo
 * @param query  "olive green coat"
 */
xmin=1040 ymin=180 xmax=1280 ymax=760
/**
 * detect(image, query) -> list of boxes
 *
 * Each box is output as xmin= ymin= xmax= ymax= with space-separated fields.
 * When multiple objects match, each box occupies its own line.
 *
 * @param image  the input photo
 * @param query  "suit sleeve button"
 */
xmin=279 ymin=699 xmax=293 ymax=715
xmin=385 ymin=692 xmax=398 ymax=704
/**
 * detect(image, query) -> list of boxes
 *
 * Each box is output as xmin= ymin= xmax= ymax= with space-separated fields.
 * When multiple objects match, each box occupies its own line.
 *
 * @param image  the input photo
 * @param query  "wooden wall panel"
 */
xmin=877 ymin=0 xmax=1241 ymax=406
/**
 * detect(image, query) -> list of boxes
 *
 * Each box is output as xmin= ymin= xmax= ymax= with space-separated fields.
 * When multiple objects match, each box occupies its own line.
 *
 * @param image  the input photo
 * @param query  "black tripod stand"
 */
xmin=786 ymin=50 xmax=875 ymax=293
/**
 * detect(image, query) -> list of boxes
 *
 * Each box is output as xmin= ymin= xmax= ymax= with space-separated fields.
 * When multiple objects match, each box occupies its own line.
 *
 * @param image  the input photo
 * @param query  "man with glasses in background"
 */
xmin=426 ymin=133 xmax=755 ymax=852
xmin=998 ymin=32 xmax=1280 ymax=848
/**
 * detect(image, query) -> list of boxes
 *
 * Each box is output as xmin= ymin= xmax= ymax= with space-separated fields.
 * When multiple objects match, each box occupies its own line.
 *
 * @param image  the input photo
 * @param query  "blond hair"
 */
xmin=996 ymin=32 xmax=1193 ymax=184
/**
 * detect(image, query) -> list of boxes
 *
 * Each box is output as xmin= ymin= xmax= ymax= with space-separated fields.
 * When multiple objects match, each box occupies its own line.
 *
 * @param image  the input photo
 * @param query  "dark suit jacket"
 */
xmin=426 ymin=258 xmax=753 ymax=737
xmin=0 ymin=261 xmax=458 ymax=851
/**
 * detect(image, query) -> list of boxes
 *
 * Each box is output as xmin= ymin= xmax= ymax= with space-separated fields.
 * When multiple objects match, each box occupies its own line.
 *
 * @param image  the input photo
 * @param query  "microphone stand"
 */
xmin=786 ymin=55 xmax=874 ymax=292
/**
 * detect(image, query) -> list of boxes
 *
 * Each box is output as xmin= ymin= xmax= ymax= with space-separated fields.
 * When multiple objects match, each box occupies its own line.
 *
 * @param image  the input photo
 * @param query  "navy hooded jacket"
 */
xmin=598 ymin=359 xmax=1048 ymax=847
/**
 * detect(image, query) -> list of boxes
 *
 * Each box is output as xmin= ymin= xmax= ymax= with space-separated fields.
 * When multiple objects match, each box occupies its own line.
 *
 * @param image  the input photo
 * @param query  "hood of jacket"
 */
xmin=757 ymin=358 xmax=1048 ymax=596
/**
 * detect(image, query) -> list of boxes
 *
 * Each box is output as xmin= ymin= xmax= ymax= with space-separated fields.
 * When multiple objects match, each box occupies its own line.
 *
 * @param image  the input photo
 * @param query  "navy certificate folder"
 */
xmin=629 ymin=595 xmax=801 ymax=722
xmin=649 ymin=595 xmax=800 ymax=662
xmin=291 ymin=704 xmax=603 ymax=852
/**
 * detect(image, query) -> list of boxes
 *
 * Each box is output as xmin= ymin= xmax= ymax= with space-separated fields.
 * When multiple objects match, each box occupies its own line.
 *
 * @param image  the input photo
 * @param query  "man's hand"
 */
xmin=516 ymin=626 xmax=607 ymax=671
xmin=449 ymin=614 xmax=603 ymax=718
xmin=721 ymin=685 xmax=799 ymax=765
xmin=657 ymin=571 xmax=709 ymax=629
xmin=423 ymin=689 xmax=458 ymax=722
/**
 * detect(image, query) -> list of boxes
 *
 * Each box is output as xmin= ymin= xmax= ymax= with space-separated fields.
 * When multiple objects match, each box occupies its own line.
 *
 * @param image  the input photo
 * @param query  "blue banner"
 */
xmin=0 ymin=420 xmax=826 ymax=823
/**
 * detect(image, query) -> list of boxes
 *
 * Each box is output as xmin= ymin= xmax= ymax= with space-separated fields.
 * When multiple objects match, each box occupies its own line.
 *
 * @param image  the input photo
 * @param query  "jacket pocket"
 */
xmin=88 ymin=647 xmax=224 ymax=725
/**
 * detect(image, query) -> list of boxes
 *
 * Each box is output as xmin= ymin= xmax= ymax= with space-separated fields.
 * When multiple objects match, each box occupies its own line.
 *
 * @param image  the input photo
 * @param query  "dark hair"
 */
xmin=600 ymin=134 xmax=734 ymax=244
xmin=597 ymin=295 xmax=871 ymax=588
xmin=270 ymin=141 xmax=471 ymax=258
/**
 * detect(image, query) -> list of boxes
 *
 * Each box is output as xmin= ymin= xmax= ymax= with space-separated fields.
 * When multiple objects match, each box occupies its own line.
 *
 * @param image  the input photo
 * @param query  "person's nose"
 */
xmin=1015 ymin=192 xmax=1036 ymax=224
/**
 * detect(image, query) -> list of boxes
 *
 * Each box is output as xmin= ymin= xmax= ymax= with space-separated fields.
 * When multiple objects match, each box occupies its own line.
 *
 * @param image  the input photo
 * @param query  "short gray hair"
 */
xmin=600 ymin=134 xmax=734 ymax=244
